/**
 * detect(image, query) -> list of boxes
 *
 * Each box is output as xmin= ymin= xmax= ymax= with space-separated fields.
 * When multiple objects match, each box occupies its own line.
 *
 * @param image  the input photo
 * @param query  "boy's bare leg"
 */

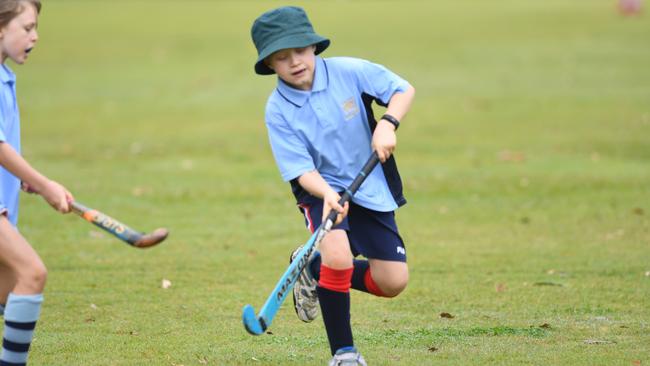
xmin=367 ymin=259 xmax=408 ymax=297
xmin=0 ymin=216 xmax=47 ymax=295
xmin=320 ymin=230 xmax=353 ymax=269
xmin=0 ymin=264 xmax=16 ymax=305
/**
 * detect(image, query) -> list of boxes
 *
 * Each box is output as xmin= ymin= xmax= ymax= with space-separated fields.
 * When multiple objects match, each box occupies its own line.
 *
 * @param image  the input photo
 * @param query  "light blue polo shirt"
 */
xmin=0 ymin=64 xmax=22 ymax=226
xmin=264 ymin=56 xmax=411 ymax=212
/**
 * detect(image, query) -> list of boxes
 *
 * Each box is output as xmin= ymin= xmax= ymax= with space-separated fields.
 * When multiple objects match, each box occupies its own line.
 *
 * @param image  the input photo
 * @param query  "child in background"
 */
xmin=0 ymin=1 xmax=74 ymax=364
xmin=251 ymin=6 xmax=415 ymax=365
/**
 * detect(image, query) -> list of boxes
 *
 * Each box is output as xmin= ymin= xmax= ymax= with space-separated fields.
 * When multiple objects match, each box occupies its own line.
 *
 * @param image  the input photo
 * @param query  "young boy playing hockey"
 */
xmin=251 ymin=6 xmax=415 ymax=365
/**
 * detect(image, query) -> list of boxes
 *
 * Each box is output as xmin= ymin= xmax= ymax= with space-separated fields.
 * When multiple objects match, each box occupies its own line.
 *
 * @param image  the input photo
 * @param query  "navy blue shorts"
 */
xmin=297 ymin=196 xmax=406 ymax=262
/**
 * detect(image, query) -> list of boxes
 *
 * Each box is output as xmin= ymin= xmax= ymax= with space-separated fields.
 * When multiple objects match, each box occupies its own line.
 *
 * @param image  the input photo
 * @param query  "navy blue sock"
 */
xmin=311 ymin=257 xmax=370 ymax=293
xmin=317 ymin=286 xmax=353 ymax=355
xmin=308 ymin=253 xmax=321 ymax=281
xmin=350 ymin=260 xmax=370 ymax=293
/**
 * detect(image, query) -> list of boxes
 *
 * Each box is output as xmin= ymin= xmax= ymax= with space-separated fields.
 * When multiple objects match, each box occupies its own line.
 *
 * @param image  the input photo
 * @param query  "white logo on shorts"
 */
xmin=396 ymin=246 xmax=406 ymax=255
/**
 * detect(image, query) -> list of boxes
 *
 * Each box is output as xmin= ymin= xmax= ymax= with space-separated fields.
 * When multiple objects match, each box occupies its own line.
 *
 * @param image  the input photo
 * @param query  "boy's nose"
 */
xmin=289 ymin=53 xmax=300 ymax=65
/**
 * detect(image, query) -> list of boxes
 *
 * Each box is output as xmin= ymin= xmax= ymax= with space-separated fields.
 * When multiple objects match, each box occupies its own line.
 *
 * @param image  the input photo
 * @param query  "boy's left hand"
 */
xmin=372 ymin=120 xmax=397 ymax=162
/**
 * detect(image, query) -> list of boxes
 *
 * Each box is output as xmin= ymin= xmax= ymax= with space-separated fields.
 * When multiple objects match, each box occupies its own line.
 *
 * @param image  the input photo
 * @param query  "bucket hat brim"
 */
xmin=254 ymin=34 xmax=330 ymax=75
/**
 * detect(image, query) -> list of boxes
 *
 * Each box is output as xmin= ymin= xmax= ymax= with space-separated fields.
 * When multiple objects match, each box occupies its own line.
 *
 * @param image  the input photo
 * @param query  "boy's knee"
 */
xmin=379 ymin=277 xmax=408 ymax=297
xmin=17 ymin=262 xmax=48 ymax=289
xmin=370 ymin=262 xmax=408 ymax=297
xmin=32 ymin=264 xmax=48 ymax=286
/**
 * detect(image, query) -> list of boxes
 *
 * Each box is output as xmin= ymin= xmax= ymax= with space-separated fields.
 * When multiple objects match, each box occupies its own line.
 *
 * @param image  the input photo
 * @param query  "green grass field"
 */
xmin=10 ymin=0 xmax=649 ymax=364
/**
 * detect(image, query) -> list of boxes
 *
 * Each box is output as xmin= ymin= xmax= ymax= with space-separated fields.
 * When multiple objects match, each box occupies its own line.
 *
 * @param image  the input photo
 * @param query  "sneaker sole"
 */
xmin=290 ymin=249 xmax=318 ymax=323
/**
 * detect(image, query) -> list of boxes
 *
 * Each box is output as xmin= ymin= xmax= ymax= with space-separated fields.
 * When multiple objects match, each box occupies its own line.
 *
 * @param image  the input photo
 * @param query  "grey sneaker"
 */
xmin=290 ymin=246 xmax=319 ymax=322
xmin=329 ymin=347 xmax=367 ymax=366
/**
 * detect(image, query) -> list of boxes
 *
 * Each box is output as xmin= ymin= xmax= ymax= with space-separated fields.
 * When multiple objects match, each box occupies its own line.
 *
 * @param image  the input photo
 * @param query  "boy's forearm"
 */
xmin=379 ymin=85 xmax=416 ymax=129
xmin=0 ymin=142 xmax=49 ymax=193
xmin=297 ymin=170 xmax=336 ymax=199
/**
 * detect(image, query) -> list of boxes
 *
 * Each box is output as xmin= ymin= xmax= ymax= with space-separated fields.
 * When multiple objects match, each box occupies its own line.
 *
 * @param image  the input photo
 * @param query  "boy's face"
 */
xmin=0 ymin=3 xmax=39 ymax=64
xmin=266 ymin=46 xmax=316 ymax=91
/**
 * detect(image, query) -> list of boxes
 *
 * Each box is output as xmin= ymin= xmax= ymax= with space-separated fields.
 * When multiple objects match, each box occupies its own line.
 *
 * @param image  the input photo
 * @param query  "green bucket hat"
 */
xmin=251 ymin=6 xmax=330 ymax=75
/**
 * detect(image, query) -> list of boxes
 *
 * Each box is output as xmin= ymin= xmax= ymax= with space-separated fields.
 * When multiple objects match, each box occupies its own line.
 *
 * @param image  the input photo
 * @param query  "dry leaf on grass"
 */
xmin=583 ymin=339 xmax=616 ymax=345
xmin=161 ymin=279 xmax=172 ymax=289
xmin=533 ymin=281 xmax=564 ymax=287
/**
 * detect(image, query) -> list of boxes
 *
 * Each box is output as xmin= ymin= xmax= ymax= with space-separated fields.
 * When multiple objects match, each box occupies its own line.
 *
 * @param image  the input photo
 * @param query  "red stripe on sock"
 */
xmin=319 ymin=265 xmax=353 ymax=293
xmin=364 ymin=268 xmax=387 ymax=297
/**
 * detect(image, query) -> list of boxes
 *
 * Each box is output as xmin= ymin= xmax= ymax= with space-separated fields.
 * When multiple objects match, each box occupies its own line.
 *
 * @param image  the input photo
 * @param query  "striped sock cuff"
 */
xmin=1 ymin=293 xmax=42 ymax=366
xmin=4 ymin=294 xmax=43 ymax=323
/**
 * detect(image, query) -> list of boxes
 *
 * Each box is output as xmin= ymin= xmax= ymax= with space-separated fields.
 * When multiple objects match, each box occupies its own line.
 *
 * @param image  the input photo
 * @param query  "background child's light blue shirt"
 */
xmin=265 ymin=56 xmax=410 ymax=212
xmin=0 ymin=64 xmax=22 ymax=226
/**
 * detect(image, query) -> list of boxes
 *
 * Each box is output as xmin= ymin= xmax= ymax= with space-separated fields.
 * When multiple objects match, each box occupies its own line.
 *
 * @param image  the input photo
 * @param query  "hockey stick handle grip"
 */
xmin=70 ymin=201 xmax=90 ymax=215
xmin=325 ymin=152 xmax=380 ymax=224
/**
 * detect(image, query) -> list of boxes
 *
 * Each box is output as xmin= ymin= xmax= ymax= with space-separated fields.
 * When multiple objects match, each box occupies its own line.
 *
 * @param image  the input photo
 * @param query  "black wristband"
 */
xmin=380 ymin=114 xmax=400 ymax=130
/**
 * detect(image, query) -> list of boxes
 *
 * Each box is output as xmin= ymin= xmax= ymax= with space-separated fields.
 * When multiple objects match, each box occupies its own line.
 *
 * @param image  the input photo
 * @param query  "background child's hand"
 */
xmin=372 ymin=121 xmax=397 ymax=163
xmin=40 ymin=180 xmax=74 ymax=213
xmin=322 ymin=190 xmax=349 ymax=225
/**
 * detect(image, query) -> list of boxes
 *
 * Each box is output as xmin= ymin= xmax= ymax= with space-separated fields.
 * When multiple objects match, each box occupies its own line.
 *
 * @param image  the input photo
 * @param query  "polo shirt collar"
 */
xmin=0 ymin=64 xmax=16 ymax=85
xmin=276 ymin=56 xmax=328 ymax=107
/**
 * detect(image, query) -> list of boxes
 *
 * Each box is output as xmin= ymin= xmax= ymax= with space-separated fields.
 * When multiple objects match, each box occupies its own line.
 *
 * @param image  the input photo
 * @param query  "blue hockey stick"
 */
xmin=242 ymin=152 xmax=381 ymax=335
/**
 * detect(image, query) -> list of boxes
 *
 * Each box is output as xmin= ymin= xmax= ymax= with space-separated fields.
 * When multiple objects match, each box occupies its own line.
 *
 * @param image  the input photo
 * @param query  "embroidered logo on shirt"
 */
xmin=342 ymin=97 xmax=360 ymax=121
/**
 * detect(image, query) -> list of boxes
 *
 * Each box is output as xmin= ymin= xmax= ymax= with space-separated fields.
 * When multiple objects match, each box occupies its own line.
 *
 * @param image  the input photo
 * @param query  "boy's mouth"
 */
xmin=25 ymin=48 xmax=33 ymax=54
xmin=292 ymin=68 xmax=306 ymax=77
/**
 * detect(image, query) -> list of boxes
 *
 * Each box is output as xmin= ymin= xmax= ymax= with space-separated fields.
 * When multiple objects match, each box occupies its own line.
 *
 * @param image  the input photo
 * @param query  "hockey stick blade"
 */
xmin=241 ymin=230 xmax=321 ymax=335
xmin=242 ymin=304 xmax=265 ymax=335
xmin=132 ymin=227 xmax=169 ymax=248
